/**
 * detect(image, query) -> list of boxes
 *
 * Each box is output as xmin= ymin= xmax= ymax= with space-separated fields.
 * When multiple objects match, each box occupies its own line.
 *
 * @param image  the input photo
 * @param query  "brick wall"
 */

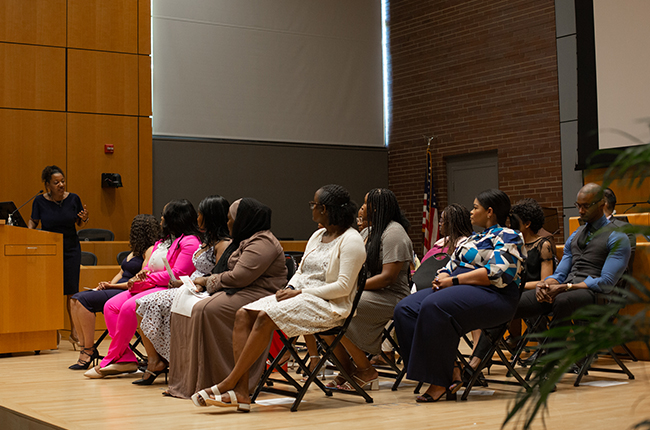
xmin=388 ymin=0 xmax=564 ymax=255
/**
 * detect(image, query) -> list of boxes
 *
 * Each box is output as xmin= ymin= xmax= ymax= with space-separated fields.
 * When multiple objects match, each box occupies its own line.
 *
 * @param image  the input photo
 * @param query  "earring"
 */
xmin=320 ymin=211 xmax=325 ymax=215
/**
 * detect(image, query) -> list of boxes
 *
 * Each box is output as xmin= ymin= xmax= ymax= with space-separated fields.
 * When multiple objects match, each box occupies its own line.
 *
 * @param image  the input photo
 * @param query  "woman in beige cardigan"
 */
xmin=191 ymin=184 xmax=366 ymax=412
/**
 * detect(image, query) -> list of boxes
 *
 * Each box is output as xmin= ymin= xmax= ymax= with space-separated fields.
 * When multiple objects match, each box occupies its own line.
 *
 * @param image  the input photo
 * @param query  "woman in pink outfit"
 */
xmin=85 ymin=199 xmax=202 ymax=378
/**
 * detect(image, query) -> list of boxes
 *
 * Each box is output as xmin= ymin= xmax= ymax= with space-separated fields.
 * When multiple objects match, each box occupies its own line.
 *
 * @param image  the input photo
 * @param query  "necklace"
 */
xmin=48 ymin=192 xmax=64 ymax=207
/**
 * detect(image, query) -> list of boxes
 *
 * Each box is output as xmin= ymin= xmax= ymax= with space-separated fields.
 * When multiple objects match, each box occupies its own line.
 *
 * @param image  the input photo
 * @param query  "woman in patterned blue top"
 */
xmin=394 ymin=189 xmax=526 ymax=403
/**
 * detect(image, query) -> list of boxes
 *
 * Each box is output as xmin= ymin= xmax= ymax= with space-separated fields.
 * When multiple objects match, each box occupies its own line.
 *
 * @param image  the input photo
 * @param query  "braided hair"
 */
xmin=440 ymin=203 xmax=473 ymax=254
xmin=317 ymin=184 xmax=357 ymax=230
xmin=129 ymin=214 xmax=161 ymax=257
xmin=365 ymin=188 xmax=410 ymax=276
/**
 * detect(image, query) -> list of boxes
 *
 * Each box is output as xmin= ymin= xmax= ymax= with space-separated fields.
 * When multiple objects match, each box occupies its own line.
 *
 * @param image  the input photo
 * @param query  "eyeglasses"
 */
xmin=574 ymin=200 xmax=599 ymax=211
xmin=309 ymin=201 xmax=322 ymax=210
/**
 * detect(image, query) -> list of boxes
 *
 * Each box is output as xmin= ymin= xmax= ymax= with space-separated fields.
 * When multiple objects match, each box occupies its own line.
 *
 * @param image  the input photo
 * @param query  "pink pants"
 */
xmin=100 ymin=287 xmax=167 ymax=367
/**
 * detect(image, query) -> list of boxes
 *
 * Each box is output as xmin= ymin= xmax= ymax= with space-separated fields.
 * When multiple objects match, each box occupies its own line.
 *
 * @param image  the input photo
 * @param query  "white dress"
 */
xmin=136 ymin=246 xmax=215 ymax=361
xmin=243 ymin=235 xmax=346 ymax=338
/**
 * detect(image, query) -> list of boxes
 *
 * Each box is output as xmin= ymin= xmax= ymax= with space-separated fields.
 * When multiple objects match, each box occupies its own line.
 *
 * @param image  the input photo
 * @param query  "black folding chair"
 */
xmin=368 ymin=320 xmax=407 ymax=391
xmin=91 ymin=329 xmax=147 ymax=366
xmin=457 ymin=269 xmax=531 ymax=400
xmin=573 ymin=251 xmax=636 ymax=386
xmin=251 ymin=267 xmax=372 ymax=412
xmin=412 ymin=253 xmax=450 ymax=291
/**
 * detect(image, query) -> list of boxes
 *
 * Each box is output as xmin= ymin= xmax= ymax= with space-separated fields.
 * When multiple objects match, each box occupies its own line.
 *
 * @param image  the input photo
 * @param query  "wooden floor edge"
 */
xmin=0 ymin=404 xmax=67 ymax=430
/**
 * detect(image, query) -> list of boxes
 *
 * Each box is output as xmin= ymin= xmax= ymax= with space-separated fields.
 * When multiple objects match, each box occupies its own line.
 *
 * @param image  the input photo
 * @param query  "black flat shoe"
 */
xmin=132 ymin=368 xmax=168 ymax=385
xmin=69 ymin=348 xmax=98 ymax=370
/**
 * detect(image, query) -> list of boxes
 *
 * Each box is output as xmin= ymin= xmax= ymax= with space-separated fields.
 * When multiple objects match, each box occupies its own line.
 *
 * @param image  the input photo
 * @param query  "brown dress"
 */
xmin=167 ymin=230 xmax=287 ymax=398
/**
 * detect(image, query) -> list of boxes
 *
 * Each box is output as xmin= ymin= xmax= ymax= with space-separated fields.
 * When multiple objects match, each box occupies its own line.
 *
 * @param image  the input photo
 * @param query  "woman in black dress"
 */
xmin=29 ymin=165 xmax=89 ymax=344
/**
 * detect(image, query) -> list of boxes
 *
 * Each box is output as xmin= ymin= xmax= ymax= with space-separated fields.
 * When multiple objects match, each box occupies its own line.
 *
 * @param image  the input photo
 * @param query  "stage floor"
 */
xmin=0 ymin=342 xmax=648 ymax=429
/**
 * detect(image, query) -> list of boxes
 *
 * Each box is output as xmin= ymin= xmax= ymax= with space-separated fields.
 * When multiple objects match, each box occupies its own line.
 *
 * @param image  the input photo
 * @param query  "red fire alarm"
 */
xmin=105 ymin=144 xmax=114 ymax=154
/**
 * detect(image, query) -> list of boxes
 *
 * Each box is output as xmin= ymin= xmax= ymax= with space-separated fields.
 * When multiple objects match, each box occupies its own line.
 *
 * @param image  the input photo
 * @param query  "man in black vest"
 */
xmin=516 ymin=183 xmax=631 ymax=363
xmin=527 ymin=183 xmax=630 ymax=315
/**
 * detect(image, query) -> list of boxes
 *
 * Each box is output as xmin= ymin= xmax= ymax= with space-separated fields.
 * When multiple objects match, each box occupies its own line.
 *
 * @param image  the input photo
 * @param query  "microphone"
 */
xmin=623 ymin=203 xmax=637 ymax=214
xmin=8 ymin=190 xmax=43 ymax=226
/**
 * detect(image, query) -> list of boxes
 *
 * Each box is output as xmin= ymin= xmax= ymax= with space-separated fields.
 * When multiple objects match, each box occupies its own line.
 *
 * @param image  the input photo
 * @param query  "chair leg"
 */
xmin=574 ymin=354 xmax=596 ymax=387
xmin=607 ymin=348 xmax=635 ymax=380
xmin=619 ymin=344 xmax=639 ymax=362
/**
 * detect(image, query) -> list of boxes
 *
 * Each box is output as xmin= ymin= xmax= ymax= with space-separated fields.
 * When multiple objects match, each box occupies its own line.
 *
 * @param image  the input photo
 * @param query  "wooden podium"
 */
xmin=0 ymin=224 xmax=63 ymax=354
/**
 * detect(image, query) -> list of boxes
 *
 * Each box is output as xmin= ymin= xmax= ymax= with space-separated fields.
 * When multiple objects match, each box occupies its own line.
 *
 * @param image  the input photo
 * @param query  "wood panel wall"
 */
xmin=0 ymin=0 xmax=152 ymax=241
xmin=584 ymin=168 xmax=650 ymax=214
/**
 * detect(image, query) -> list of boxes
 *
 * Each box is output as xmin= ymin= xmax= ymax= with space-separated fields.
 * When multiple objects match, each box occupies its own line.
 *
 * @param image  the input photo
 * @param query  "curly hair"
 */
xmin=440 ymin=203 xmax=473 ymax=253
xmin=317 ymin=184 xmax=357 ymax=230
xmin=366 ymin=188 xmax=410 ymax=276
xmin=129 ymin=214 xmax=161 ymax=257
xmin=511 ymin=198 xmax=545 ymax=234
xmin=41 ymin=165 xmax=64 ymax=184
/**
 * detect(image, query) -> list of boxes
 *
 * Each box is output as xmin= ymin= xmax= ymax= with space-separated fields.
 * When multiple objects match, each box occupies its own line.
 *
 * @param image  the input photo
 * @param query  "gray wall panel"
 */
xmin=557 ymin=35 xmax=578 ymax=122
xmin=153 ymin=138 xmax=388 ymax=240
xmin=555 ymin=0 xmax=576 ymax=37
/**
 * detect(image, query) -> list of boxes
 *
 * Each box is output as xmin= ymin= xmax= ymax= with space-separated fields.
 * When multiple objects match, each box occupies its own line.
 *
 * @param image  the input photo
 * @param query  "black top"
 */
xmin=31 ymin=193 xmax=84 ymax=240
xmin=525 ymin=237 xmax=555 ymax=282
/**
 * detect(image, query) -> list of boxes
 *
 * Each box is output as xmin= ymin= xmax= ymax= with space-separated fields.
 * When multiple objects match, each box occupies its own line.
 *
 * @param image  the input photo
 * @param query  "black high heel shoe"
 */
xmin=69 ymin=348 xmax=98 ymax=370
xmin=416 ymin=387 xmax=456 ymax=402
xmin=448 ymin=362 xmax=463 ymax=394
xmin=132 ymin=368 xmax=169 ymax=385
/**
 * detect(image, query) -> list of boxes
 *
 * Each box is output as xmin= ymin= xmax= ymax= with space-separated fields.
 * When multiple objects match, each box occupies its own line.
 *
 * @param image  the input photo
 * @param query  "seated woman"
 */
xmin=394 ymin=189 xmax=526 ymax=402
xmin=470 ymin=197 xmax=556 ymax=367
xmin=191 ymin=184 xmax=366 ymax=411
xmin=371 ymin=203 xmax=473 ymax=367
xmin=329 ymin=188 xmax=413 ymax=390
xmin=68 ymin=214 xmax=160 ymax=370
xmin=133 ymin=195 xmax=232 ymax=384
xmin=84 ymin=200 xmax=202 ymax=378
xmin=166 ymin=198 xmax=287 ymax=398
xmin=423 ymin=203 xmax=473 ymax=261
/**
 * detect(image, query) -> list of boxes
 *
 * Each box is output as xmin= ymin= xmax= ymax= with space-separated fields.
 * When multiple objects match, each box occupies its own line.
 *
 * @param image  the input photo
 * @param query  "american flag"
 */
xmin=422 ymin=145 xmax=439 ymax=253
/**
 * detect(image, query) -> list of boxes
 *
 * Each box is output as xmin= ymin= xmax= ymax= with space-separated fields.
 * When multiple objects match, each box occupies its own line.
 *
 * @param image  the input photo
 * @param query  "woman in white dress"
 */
xmin=191 ymin=184 xmax=366 ymax=412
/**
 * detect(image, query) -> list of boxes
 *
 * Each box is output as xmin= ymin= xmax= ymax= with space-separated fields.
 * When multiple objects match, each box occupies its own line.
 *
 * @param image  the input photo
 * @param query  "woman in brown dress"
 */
xmin=165 ymin=198 xmax=287 ymax=398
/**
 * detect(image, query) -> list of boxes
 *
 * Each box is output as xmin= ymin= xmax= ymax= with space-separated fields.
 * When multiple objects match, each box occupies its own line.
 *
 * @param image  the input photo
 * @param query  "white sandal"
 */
xmin=206 ymin=390 xmax=251 ymax=412
xmin=191 ymin=384 xmax=220 ymax=407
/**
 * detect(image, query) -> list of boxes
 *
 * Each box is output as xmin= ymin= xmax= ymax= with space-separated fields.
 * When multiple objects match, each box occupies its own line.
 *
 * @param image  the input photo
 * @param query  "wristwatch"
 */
xmin=566 ymin=282 xmax=573 ymax=291
xmin=452 ymin=276 xmax=460 ymax=286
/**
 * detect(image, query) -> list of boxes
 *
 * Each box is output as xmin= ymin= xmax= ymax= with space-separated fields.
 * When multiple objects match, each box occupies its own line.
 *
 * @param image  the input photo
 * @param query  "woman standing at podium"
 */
xmin=29 ymin=165 xmax=89 ymax=345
